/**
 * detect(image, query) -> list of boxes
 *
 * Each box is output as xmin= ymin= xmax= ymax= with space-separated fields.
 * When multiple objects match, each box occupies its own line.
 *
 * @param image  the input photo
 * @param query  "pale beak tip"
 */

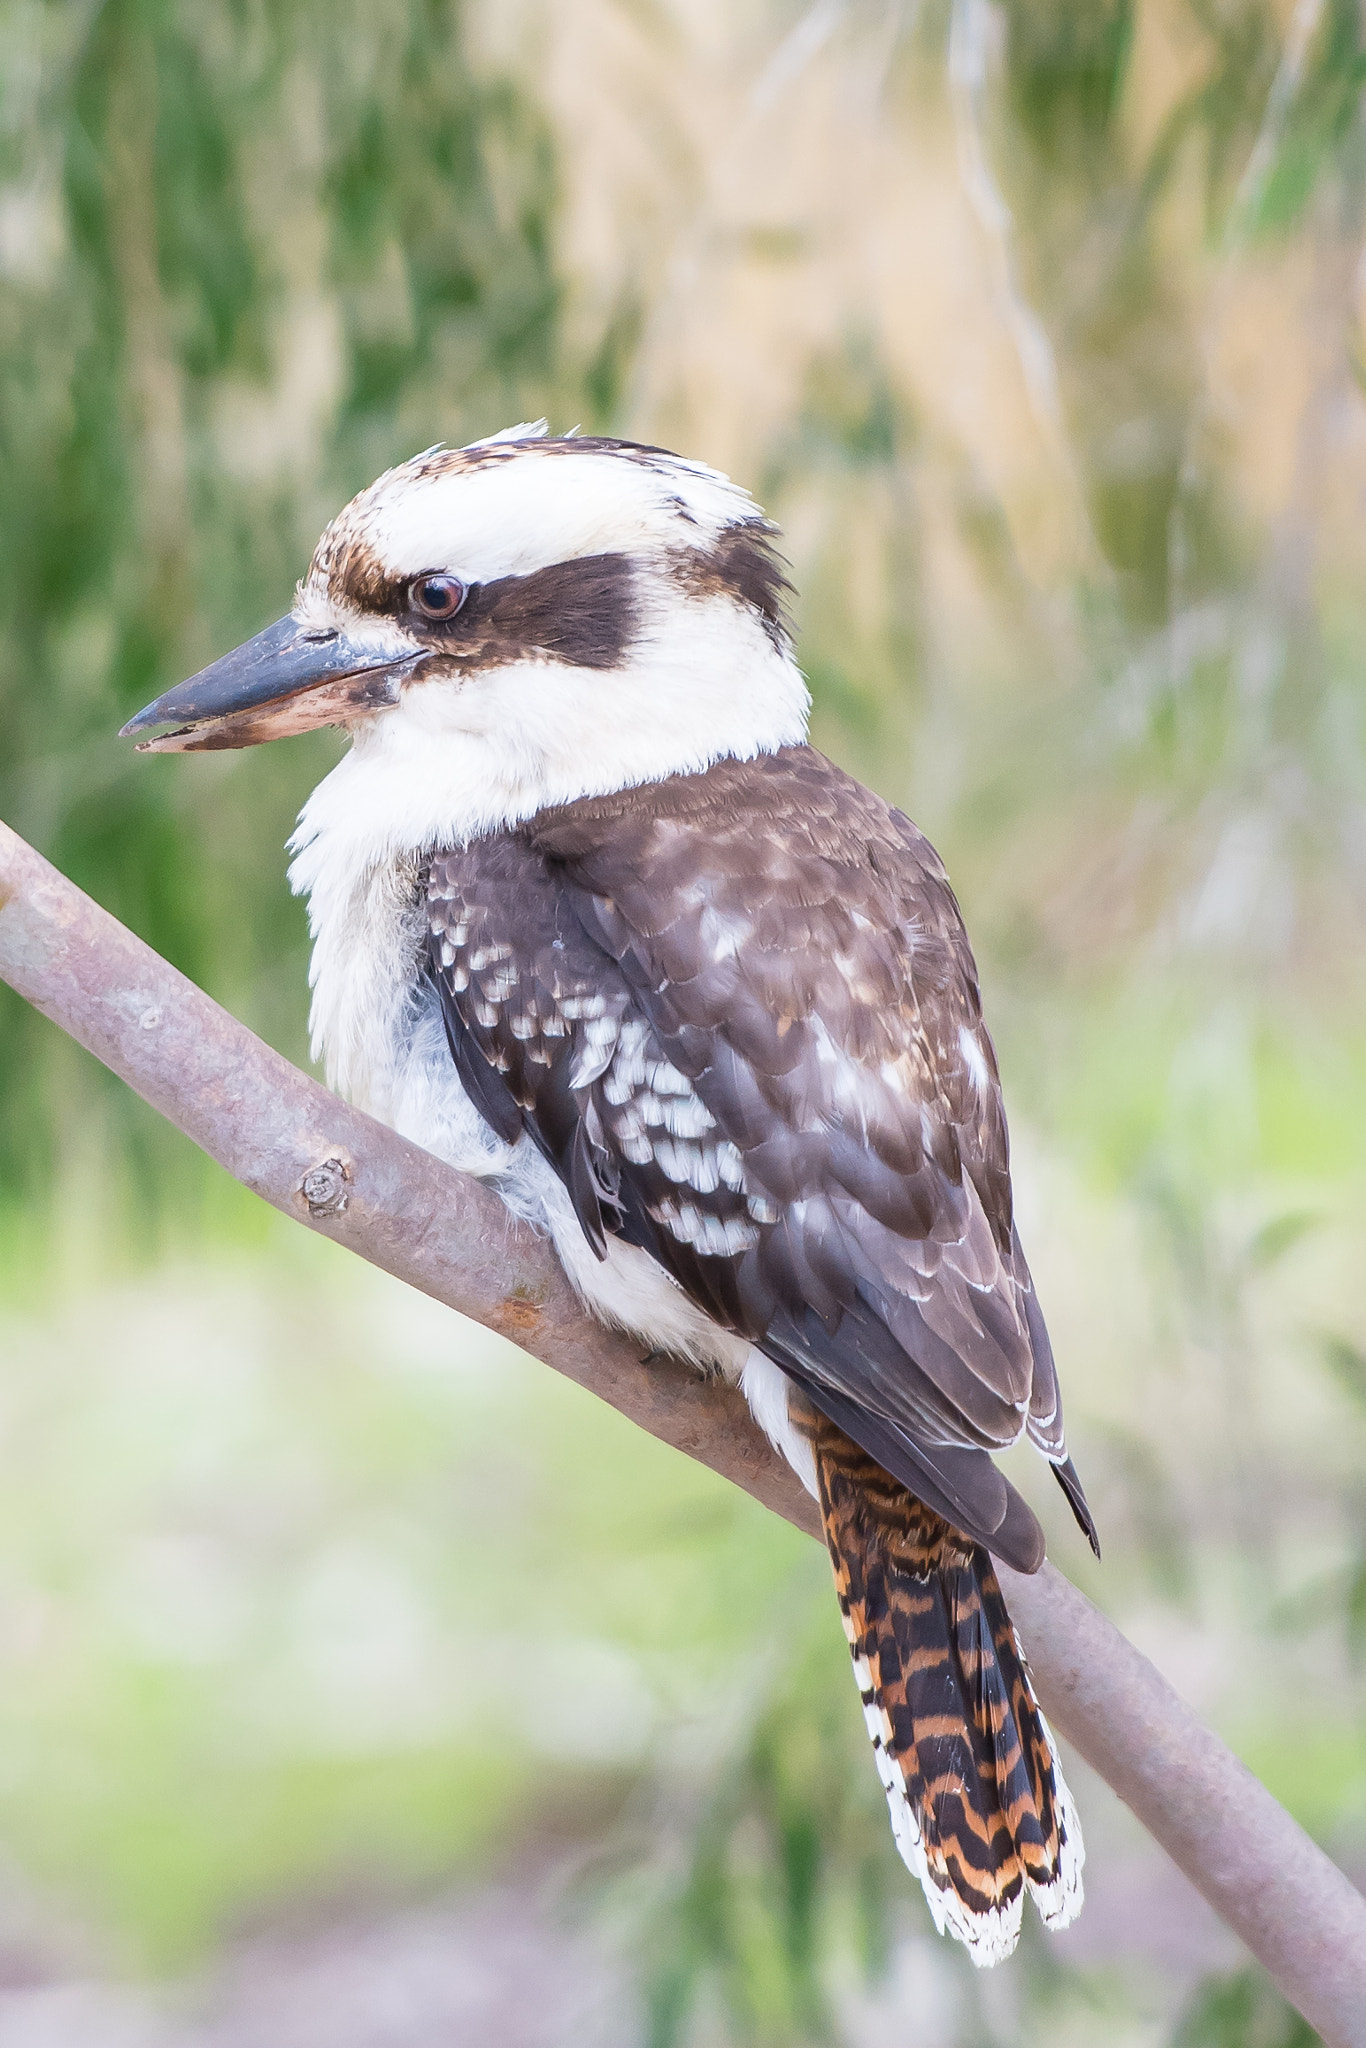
xmin=119 ymin=703 xmax=174 ymax=740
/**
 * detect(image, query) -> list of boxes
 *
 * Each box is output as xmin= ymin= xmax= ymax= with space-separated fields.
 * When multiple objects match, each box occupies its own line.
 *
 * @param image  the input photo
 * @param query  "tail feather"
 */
xmin=804 ymin=1405 xmax=1084 ymax=1965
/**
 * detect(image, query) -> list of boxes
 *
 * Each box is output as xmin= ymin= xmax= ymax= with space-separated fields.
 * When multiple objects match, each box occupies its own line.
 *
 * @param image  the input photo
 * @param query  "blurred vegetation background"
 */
xmin=2 ymin=0 xmax=1366 ymax=2041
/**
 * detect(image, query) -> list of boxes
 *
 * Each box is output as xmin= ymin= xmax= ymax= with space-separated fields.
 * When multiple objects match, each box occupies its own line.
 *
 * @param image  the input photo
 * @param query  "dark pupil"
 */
xmin=415 ymin=576 xmax=462 ymax=618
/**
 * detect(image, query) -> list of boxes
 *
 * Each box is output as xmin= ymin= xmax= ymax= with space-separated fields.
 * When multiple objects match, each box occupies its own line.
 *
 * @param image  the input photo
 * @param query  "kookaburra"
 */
xmin=124 ymin=424 xmax=1097 ymax=1964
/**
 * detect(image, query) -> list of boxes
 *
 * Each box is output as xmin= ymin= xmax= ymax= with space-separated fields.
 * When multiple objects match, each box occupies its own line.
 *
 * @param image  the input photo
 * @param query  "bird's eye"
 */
xmin=410 ymin=574 xmax=466 ymax=621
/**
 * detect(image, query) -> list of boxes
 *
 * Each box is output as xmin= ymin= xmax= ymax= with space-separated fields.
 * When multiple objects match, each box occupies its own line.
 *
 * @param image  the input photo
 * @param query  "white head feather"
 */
xmin=289 ymin=428 xmax=810 ymax=863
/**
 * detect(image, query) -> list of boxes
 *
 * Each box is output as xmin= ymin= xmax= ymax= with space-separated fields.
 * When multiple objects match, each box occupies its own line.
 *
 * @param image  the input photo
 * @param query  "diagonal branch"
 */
xmin=1 ymin=816 xmax=1363 ymax=2044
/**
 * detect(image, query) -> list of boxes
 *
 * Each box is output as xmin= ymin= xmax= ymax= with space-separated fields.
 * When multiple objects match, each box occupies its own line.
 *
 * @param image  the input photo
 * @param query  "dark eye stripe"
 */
xmin=327 ymin=522 xmax=789 ymax=674
xmin=422 ymin=555 xmax=639 ymax=670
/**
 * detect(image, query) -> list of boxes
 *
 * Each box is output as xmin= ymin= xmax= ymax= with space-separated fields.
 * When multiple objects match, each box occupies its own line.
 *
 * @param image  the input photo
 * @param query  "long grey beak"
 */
xmin=120 ymin=614 xmax=422 ymax=752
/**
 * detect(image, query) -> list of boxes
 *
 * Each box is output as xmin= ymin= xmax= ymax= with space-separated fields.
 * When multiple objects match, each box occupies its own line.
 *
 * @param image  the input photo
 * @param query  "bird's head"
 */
xmin=122 ymin=425 xmax=808 ymax=815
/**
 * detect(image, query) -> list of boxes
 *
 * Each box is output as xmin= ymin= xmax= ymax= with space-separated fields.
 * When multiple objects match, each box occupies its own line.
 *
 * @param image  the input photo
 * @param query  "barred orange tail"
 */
xmin=806 ymin=1410 xmax=1083 ymax=1964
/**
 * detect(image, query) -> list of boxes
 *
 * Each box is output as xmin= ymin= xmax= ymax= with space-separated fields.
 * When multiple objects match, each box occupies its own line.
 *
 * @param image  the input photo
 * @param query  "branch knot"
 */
xmin=299 ymin=1155 xmax=350 ymax=1218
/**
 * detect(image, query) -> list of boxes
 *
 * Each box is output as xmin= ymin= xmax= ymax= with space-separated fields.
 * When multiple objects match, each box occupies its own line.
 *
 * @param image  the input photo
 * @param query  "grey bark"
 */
xmin=2 ymin=816 xmax=1364 ymax=2043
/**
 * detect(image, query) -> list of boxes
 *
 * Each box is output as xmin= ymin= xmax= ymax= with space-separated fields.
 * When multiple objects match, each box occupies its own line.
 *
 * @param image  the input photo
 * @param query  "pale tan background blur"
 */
xmin=2 ymin=2 xmax=1365 ymax=2042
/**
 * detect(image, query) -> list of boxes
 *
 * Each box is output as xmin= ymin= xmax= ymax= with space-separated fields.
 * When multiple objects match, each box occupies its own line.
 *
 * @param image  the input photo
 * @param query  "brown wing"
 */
xmin=427 ymin=746 xmax=1093 ymax=1568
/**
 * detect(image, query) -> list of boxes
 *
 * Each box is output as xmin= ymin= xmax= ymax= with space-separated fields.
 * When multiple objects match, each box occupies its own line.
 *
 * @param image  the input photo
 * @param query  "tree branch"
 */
xmin=2 ymin=816 xmax=1364 ymax=2044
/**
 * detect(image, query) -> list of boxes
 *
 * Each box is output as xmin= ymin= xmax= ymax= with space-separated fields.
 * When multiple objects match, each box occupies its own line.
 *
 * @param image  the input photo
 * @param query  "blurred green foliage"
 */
xmin=1172 ymin=1967 xmax=1320 ymax=2048
xmin=3 ymin=0 xmax=1366 ymax=2041
xmin=645 ymin=1624 xmax=891 ymax=2048
xmin=0 ymin=0 xmax=558 ymax=1220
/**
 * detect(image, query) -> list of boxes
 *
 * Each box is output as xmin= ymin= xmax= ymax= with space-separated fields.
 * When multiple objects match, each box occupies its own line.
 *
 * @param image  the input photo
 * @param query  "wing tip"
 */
xmin=1051 ymin=1453 xmax=1101 ymax=1559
